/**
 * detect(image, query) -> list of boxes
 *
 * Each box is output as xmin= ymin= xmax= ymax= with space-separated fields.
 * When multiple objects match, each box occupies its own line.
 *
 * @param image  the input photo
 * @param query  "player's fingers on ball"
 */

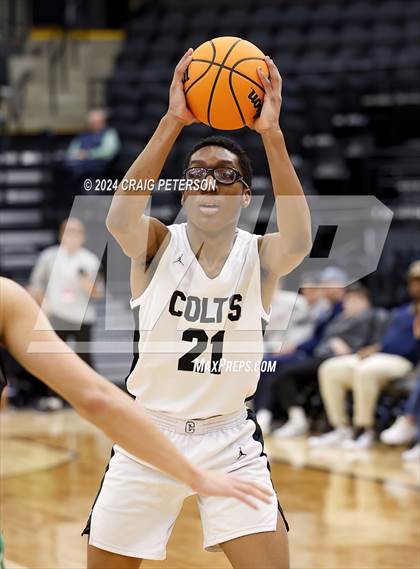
xmin=266 ymin=57 xmax=282 ymax=91
xmin=175 ymin=48 xmax=193 ymax=74
xmin=257 ymin=67 xmax=272 ymax=94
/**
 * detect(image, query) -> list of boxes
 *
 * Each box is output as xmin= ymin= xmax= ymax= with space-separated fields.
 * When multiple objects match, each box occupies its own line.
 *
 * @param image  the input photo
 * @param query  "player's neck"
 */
xmin=186 ymin=222 xmax=238 ymax=264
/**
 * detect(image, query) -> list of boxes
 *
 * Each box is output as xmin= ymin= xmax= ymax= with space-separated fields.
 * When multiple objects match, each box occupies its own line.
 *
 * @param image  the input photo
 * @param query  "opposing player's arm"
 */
xmin=106 ymin=49 xmax=197 ymax=261
xmin=253 ymin=57 xmax=312 ymax=277
xmin=0 ymin=278 xmax=272 ymax=507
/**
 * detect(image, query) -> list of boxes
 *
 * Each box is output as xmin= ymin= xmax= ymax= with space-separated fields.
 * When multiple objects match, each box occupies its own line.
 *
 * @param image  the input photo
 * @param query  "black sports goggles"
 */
xmin=183 ymin=167 xmax=249 ymax=188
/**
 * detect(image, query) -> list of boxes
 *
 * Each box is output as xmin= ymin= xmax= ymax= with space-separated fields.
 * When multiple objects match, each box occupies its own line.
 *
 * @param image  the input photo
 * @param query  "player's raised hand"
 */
xmin=191 ymin=468 xmax=275 ymax=509
xmin=167 ymin=48 xmax=198 ymax=126
xmin=251 ymin=56 xmax=282 ymax=134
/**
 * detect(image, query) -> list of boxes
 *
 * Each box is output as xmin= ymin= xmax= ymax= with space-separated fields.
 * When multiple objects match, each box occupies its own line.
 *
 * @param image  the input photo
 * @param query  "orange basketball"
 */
xmin=183 ymin=36 xmax=268 ymax=131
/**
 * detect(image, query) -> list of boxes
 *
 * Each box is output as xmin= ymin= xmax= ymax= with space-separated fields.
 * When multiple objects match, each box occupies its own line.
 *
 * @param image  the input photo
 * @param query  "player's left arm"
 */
xmin=252 ymin=56 xmax=312 ymax=277
xmin=0 ymin=278 xmax=273 ymax=508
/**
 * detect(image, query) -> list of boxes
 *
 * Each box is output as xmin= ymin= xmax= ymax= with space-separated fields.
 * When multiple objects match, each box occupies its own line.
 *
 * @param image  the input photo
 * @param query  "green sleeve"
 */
xmin=67 ymin=138 xmax=81 ymax=159
xmin=88 ymin=129 xmax=121 ymax=160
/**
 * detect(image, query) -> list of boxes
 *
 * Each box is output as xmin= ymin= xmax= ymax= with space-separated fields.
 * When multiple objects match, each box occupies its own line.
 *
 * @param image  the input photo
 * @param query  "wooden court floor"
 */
xmin=1 ymin=409 xmax=419 ymax=569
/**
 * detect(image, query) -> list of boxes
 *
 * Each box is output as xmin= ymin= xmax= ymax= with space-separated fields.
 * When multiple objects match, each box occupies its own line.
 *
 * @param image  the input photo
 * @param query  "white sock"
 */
xmin=289 ymin=406 xmax=307 ymax=425
xmin=257 ymin=409 xmax=273 ymax=423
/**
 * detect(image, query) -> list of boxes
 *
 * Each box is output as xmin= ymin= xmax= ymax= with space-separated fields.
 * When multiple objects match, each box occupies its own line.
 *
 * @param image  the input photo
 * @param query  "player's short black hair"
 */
xmin=184 ymin=136 xmax=253 ymax=188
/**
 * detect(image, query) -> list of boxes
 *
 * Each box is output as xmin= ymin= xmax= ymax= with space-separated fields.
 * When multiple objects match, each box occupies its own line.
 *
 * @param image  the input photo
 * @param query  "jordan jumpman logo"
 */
xmin=237 ymin=447 xmax=247 ymax=460
xmin=174 ymin=253 xmax=184 ymax=266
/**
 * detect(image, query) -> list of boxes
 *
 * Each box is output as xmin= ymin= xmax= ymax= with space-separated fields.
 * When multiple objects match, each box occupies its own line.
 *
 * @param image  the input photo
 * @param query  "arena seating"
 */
xmin=1 ymin=0 xmax=419 ymax=307
xmin=106 ymin=0 xmax=420 ymax=214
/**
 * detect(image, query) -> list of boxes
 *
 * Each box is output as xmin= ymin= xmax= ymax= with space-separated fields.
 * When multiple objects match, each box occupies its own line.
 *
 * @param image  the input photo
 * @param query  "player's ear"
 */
xmin=241 ymin=188 xmax=251 ymax=208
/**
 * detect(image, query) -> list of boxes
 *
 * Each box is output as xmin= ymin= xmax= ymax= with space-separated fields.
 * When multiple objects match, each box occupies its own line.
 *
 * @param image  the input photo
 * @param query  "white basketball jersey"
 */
xmin=127 ymin=222 xmax=270 ymax=419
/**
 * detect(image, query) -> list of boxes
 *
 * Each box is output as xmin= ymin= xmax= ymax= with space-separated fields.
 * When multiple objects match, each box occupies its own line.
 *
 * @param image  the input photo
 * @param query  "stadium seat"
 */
xmin=369 ymin=46 xmax=397 ymax=69
xmin=274 ymin=29 xmax=305 ymax=51
xmin=121 ymin=39 xmax=149 ymax=61
xmin=272 ymin=51 xmax=298 ymax=74
xmin=251 ymin=7 xmax=283 ymax=30
xmin=342 ymin=2 xmax=373 ymax=25
xmin=296 ymin=50 xmax=332 ymax=74
xmin=243 ymin=30 xmax=273 ymax=53
xmin=128 ymin=13 xmax=159 ymax=36
xmin=404 ymin=21 xmax=420 ymax=43
xmin=403 ymin=1 xmax=420 ymax=19
xmin=150 ymin=36 xmax=180 ymax=60
xmin=308 ymin=3 xmax=343 ymax=26
xmin=371 ymin=24 xmax=404 ymax=47
xmin=159 ymin=11 xmax=185 ymax=35
xmin=329 ymin=48 xmax=363 ymax=73
xmin=338 ymin=25 xmax=370 ymax=49
xmin=305 ymin=27 xmax=337 ymax=50
xmin=375 ymin=1 xmax=405 ymax=23
xmin=188 ymin=10 xmax=219 ymax=32
xmin=396 ymin=45 xmax=420 ymax=67
xmin=281 ymin=4 xmax=312 ymax=28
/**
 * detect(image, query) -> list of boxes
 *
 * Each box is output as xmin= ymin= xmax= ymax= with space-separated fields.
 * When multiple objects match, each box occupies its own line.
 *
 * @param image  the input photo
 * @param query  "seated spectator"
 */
xmin=66 ymin=109 xmax=120 ymax=178
xmin=270 ymin=283 xmax=384 ymax=438
xmin=28 ymin=217 xmax=104 ymax=410
xmin=380 ymin=370 xmax=420 ymax=461
xmin=310 ymin=261 xmax=420 ymax=451
xmin=264 ymin=272 xmax=327 ymax=355
xmin=255 ymin=266 xmax=346 ymax=433
xmin=380 ymin=304 xmax=420 ymax=461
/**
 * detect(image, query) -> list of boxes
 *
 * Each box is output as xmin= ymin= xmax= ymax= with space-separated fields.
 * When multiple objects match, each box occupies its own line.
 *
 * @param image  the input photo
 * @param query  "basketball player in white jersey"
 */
xmin=85 ymin=50 xmax=311 ymax=568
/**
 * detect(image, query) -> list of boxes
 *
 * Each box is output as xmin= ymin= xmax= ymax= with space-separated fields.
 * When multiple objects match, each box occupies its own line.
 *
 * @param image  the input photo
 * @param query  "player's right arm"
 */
xmin=106 ymin=48 xmax=196 ymax=261
xmin=0 ymin=278 xmax=272 ymax=508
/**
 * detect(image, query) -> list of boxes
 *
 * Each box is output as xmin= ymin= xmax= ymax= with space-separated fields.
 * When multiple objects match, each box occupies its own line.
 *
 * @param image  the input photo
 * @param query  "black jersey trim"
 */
xmin=82 ymin=447 xmax=115 ymax=536
xmin=0 ymin=349 xmax=8 ymax=396
xmin=246 ymin=408 xmax=290 ymax=532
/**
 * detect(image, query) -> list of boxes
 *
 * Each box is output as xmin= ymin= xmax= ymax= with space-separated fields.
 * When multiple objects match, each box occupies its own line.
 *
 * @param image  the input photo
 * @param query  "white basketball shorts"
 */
xmin=82 ymin=407 xmax=288 ymax=560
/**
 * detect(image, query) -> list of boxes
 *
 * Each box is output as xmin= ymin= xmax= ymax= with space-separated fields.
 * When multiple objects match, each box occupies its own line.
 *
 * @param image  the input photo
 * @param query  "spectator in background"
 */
xmin=380 ymin=371 xmax=420 ymax=461
xmin=255 ymin=266 xmax=346 ymax=433
xmin=380 ymin=302 xmax=420 ymax=461
xmin=271 ymin=283 xmax=383 ymax=438
xmin=293 ymin=266 xmax=347 ymax=358
xmin=263 ymin=273 xmax=325 ymax=356
xmin=28 ymin=217 xmax=104 ymax=410
xmin=66 ymin=109 xmax=120 ymax=178
xmin=311 ymin=261 xmax=420 ymax=451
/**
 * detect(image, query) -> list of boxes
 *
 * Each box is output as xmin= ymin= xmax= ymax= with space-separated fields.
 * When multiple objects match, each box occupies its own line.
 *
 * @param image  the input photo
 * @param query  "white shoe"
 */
xmin=342 ymin=429 xmax=375 ymax=450
xmin=402 ymin=443 xmax=420 ymax=462
xmin=256 ymin=409 xmax=272 ymax=435
xmin=272 ymin=419 xmax=309 ymax=439
xmin=380 ymin=416 xmax=417 ymax=445
xmin=308 ymin=427 xmax=353 ymax=448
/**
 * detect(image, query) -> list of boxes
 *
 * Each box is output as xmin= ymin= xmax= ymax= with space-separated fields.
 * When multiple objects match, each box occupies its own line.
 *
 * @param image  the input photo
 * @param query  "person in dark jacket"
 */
xmin=255 ymin=267 xmax=345 ymax=433
xmin=270 ymin=283 xmax=385 ymax=438
xmin=66 ymin=109 xmax=120 ymax=178
xmin=311 ymin=261 xmax=420 ymax=450
xmin=380 ymin=297 xmax=420 ymax=459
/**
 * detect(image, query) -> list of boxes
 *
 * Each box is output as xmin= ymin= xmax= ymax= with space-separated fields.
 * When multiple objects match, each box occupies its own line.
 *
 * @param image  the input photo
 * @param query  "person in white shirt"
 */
xmin=28 ymin=217 xmax=103 ymax=409
xmin=255 ymin=273 xmax=328 ymax=433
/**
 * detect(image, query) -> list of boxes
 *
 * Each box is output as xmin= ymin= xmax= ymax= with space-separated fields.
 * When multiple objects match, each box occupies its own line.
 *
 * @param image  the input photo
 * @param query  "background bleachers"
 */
xmin=103 ymin=0 xmax=420 ymax=307
xmin=1 ymin=0 xmax=420 ymax=308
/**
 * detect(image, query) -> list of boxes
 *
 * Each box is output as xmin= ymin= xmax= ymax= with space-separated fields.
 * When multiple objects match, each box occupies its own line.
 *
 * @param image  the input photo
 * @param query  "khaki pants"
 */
xmin=319 ymin=354 xmax=413 ymax=428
